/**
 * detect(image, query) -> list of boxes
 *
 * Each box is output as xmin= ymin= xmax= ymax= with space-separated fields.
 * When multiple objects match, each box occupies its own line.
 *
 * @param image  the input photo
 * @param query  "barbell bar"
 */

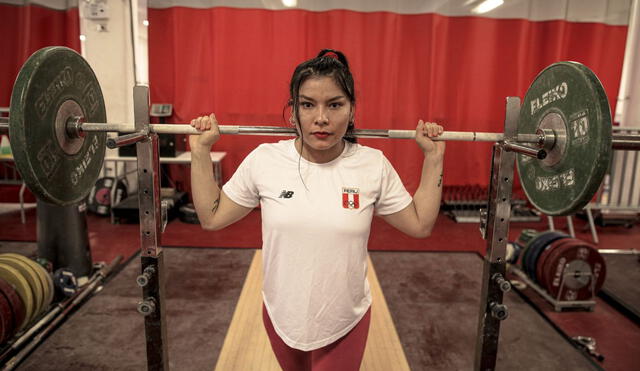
xmin=1 ymin=120 xmax=539 ymax=142
xmin=0 ymin=121 xmax=637 ymax=148
xmin=0 ymin=120 xmax=550 ymax=159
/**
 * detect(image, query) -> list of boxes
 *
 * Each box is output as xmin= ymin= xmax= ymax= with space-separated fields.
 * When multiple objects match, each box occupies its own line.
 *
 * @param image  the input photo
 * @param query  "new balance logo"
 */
xmin=279 ymin=190 xmax=294 ymax=199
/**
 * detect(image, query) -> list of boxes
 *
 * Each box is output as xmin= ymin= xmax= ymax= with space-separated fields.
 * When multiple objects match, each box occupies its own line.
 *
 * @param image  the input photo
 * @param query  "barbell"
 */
xmin=1 ymin=47 xmax=639 ymax=214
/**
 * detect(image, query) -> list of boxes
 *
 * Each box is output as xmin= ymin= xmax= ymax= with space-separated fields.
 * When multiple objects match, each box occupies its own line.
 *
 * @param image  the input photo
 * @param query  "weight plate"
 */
xmin=179 ymin=203 xmax=200 ymax=224
xmin=3 ymin=253 xmax=54 ymax=315
xmin=53 ymin=268 xmax=78 ymax=297
xmin=39 ymin=262 xmax=54 ymax=312
xmin=505 ymin=241 xmax=524 ymax=264
xmin=0 ymin=263 xmax=34 ymax=330
xmin=523 ymin=231 xmax=568 ymax=282
xmin=530 ymin=232 xmax=569 ymax=283
xmin=520 ymin=232 xmax=540 ymax=272
xmin=0 ymin=278 xmax=26 ymax=337
xmin=0 ymin=256 xmax=43 ymax=320
xmin=517 ymin=62 xmax=612 ymax=216
xmin=518 ymin=229 xmax=539 ymax=245
xmin=0 ymin=288 xmax=14 ymax=343
xmin=9 ymin=46 xmax=107 ymax=206
xmin=536 ymin=237 xmax=573 ymax=290
xmin=543 ymin=240 xmax=606 ymax=301
xmin=520 ymin=230 xmax=544 ymax=270
xmin=524 ymin=233 xmax=544 ymax=280
xmin=525 ymin=237 xmax=544 ymax=281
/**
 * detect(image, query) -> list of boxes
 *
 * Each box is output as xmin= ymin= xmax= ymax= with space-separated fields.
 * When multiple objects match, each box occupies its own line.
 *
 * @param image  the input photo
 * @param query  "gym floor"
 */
xmin=0 ymin=203 xmax=638 ymax=370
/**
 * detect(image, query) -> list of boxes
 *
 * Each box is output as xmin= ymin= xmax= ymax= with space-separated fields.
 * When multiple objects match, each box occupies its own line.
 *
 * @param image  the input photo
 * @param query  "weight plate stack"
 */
xmin=1 ymin=253 xmax=54 ymax=320
xmin=0 ymin=278 xmax=26 ymax=341
xmin=542 ymin=239 xmax=606 ymax=301
xmin=0 ymin=263 xmax=35 ymax=330
xmin=88 ymin=177 xmax=128 ymax=216
xmin=522 ymin=231 xmax=569 ymax=283
xmin=0 ymin=288 xmax=14 ymax=344
xmin=0 ymin=256 xmax=44 ymax=321
xmin=179 ymin=203 xmax=200 ymax=224
xmin=535 ymin=237 xmax=571 ymax=290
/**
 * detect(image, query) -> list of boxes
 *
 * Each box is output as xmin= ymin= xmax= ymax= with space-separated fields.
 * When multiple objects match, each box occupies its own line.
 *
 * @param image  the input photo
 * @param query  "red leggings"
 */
xmin=262 ymin=305 xmax=371 ymax=371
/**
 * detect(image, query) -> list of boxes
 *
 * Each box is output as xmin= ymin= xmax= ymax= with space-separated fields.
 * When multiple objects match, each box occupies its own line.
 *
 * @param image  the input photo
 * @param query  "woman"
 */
xmin=189 ymin=49 xmax=444 ymax=371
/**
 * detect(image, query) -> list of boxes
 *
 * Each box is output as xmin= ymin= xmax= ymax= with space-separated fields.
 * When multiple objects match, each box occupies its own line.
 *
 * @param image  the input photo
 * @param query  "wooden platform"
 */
xmin=215 ymin=250 xmax=410 ymax=371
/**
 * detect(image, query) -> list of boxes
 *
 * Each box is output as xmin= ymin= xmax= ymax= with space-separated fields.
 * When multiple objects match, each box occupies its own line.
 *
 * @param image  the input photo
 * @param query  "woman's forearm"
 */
xmin=412 ymin=155 xmax=444 ymax=235
xmin=190 ymin=146 xmax=221 ymax=228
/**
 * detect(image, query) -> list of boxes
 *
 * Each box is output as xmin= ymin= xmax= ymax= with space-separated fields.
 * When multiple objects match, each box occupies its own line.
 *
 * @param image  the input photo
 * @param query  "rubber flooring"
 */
xmin=0 ymin=247 xmax=602 ymax=370
xmin=370 ymin=251 xmax=599 ymax=371
xmin=600 ymin=253 xmax=640 ymax=321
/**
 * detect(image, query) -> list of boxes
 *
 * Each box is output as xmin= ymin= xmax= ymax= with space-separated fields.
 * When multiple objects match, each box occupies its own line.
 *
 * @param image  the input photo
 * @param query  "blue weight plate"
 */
xmin=525 ymin=231 xmax=569 ymax=282
xmin=521 ymin=232 xmax=542 ymax=274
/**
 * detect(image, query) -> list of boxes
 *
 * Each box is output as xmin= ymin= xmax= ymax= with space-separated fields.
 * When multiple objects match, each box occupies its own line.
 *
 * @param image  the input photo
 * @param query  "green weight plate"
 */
xmin=0 ymin=278 xmax=26 ymax=337
xmin=9 ymin=46 xmax=107 ymax=206
xmin=517 ymin=62 xmax=612 ymax=216
xmin=0 ymin=256 xmax=43 ymax=320
xmin=3 ymin=253 xmax=53 ymax=315
xmin=0 ymin=263 xmax=35 ymax=330
xmin=518 ymin=229 xmax=539 ymax=246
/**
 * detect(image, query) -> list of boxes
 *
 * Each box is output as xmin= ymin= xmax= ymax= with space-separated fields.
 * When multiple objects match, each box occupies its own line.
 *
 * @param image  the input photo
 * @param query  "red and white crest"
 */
xmin=342 ymin=187 xmax=360 ymax=209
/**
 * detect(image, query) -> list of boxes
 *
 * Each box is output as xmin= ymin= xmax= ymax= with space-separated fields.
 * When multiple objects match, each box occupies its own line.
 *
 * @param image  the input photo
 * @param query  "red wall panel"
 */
xmin=0 ymin=4 xmax=79 ymax=201
xmin=0 ymin=4 xmax=80 ymax=107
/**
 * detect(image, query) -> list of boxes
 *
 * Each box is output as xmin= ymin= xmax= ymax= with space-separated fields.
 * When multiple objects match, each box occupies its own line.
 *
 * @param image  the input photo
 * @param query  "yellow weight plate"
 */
xmin=0 ymin=256 xmax=43 ymax=320
xmin=0 ymin=263 xmax=34 ymax=330
xmin=41 ymin=264 xmax=54 ymax=311
xmin=2 ymin=254 xmax=54 ymax=313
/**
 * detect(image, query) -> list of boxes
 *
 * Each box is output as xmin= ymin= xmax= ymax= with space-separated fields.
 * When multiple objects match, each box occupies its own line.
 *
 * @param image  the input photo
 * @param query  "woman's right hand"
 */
xmin=189 ymin=113 xmax=221 ymax=151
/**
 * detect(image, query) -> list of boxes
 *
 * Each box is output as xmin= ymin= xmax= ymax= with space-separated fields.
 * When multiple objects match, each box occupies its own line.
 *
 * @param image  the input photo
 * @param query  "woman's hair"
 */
xmin=288 ymin=49 xmax=357 ymax=143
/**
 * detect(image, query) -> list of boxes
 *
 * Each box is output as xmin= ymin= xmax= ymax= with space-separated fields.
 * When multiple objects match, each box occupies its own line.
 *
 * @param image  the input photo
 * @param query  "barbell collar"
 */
xmin=106 ymin=130 xmax=149 ymax=149
xmin=65 ymin=116 xmax=86 ymax=139
xmin=536 ymin=128 xmax=557 ymax=149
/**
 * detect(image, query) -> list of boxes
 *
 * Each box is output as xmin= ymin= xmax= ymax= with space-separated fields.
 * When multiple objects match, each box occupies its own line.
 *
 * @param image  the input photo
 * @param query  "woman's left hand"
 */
xmin=415 ymin=120 xmax=446 ymax=157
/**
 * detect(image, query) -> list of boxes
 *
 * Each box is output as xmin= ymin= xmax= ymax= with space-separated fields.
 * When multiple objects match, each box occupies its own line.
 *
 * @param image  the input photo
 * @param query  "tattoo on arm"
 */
xmin=437 ymin=173 xmax=443 ymax=188
xmin=211 ymin=198 xmax=220 ymax=213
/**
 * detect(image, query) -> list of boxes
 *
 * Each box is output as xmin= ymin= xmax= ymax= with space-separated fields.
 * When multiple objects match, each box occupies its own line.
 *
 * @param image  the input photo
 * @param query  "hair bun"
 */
xmin=316 ymin=49 xmax=350 ymax=70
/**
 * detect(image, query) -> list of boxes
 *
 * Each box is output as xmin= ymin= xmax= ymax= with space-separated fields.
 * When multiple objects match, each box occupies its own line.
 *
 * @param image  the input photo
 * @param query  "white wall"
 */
xmin=79 ymin=0 xmax=148 ymax=189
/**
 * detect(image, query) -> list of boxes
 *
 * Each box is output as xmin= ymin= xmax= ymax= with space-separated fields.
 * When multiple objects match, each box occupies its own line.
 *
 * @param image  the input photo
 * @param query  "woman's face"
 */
xmin=294 ymin=76 xmax=353 ymax=162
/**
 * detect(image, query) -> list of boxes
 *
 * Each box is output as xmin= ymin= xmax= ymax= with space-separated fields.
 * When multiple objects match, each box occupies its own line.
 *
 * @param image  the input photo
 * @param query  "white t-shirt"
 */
xmin=222 ymin=139 xmax=412 ymax=351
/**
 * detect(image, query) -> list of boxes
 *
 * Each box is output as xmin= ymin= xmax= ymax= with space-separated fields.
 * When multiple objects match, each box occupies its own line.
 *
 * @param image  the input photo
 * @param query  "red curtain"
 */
xmin=148 ymin=7 xmax=627 ymax=193
xmin=0 ymin=4 xmax=80 ymax=107
xmin=0 ymin=3 xmax=79 ymax=202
